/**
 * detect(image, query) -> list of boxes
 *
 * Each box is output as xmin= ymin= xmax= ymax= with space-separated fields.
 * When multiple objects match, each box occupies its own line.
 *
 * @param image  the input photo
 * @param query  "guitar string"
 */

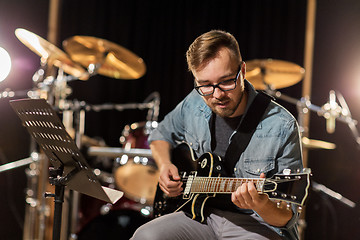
xmin=180 ymin=177 xmax=302 ymax=194
xmin=180 ymin=176 xmax=301 ymax=184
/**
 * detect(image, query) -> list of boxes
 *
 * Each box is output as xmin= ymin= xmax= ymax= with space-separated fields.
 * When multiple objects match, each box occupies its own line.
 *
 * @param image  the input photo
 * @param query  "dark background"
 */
xmin=1 ymin=0 xmax=360 ymax=239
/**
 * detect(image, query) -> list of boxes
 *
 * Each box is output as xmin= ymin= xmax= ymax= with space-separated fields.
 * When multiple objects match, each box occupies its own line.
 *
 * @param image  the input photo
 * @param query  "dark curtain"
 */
xmin=59 ymin=0 xmax=306 ymax=146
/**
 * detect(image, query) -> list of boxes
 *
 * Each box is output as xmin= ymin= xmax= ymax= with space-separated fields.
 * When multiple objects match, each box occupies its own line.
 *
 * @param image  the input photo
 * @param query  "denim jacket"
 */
xmin=148 ymin=80 xmax=303 ymax=239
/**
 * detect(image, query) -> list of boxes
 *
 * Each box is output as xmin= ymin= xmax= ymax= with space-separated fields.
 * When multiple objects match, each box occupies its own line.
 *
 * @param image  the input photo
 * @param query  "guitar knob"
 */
xmin=282 ymin=169 xmax=291 ymax=175
xmin=297 ymin=206 xmax=303 ymax=213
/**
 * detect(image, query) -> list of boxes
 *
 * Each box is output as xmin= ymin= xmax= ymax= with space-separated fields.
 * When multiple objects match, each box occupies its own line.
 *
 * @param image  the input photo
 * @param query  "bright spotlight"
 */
xmin=0 ymin=47 xmax=12 ymax=82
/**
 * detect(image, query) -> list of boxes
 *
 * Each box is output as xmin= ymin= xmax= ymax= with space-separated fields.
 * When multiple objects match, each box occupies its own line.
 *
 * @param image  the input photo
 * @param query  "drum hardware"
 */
xmin=0 ymin=152 xmax=40 ymax=173
xmin=88 ymin=147 xmax=153 ymax=158
xmin=62 ymin=36 xmax=146 ymax=80
xmin=116 ymin=155 xmax=151 ymax=166
xmin=0 ymin=88 xmax=41 ymax=99
xmin=144 ymin=91 xmax=161 ymax=122
xmin=56 ymin=96 xmax=158 ymax=114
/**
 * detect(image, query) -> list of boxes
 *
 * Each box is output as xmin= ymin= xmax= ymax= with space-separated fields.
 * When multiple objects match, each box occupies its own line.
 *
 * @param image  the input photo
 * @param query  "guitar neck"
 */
xmin=187 ymin=176 xmax=265 ymax=194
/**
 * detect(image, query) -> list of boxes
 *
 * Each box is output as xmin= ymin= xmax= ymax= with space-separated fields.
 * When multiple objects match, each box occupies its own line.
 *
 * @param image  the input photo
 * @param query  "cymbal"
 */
xmin=15 ymin=28 xmax=88 ymax=80
xmin=63 ymin=36 xmax=146 ymax=79
xmin=246 ymin=59 xmax=305 ymax=90
xmin=302 ymin=137 xmax=336 ymax=150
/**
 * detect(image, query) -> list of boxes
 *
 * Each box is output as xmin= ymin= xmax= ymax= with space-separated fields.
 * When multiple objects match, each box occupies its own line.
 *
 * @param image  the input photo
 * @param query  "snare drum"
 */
xmin=115 ymin=121 xmax=159 ymax=204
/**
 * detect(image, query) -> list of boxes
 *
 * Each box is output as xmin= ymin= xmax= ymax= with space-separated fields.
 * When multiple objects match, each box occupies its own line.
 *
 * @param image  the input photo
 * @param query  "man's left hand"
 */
xmin=231 ymin=173 xmax=269 ymax=212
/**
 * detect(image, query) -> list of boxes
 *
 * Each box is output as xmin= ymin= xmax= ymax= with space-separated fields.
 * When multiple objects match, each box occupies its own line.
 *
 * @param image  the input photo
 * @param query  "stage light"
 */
xmin=0 ymin=47 xmax=12 ymax=82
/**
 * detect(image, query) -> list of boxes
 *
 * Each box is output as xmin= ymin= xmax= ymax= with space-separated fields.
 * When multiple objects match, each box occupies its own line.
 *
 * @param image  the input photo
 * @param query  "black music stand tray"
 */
xmin=10 ymin=98 xmax=123 ymax=240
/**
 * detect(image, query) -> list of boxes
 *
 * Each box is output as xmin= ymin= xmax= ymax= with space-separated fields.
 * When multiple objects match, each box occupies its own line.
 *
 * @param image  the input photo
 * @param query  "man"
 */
xmin=131 ymin=30 xmax=303 ymax=240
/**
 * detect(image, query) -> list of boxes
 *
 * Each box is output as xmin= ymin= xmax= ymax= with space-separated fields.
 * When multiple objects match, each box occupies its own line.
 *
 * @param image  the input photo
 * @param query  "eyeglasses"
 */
xmin=194 ymin=64 xmax=242 ymax=96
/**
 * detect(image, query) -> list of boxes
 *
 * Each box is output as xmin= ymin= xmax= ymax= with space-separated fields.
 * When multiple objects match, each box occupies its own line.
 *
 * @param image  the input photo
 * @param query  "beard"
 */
xmin=208 ymin=95 xmax=242 ymax=118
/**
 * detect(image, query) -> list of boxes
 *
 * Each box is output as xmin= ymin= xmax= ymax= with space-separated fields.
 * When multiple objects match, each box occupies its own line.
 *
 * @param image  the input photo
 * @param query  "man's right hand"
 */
xmin=158 ymin=163 xmax=182 ymax=197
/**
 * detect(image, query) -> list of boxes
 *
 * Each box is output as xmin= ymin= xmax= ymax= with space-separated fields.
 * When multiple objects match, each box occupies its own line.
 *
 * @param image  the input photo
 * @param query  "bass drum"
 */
xmin=115 ymin=121 xmax=159 ymax=205
xmin=77 ymin=194 xmax=152 ymax=240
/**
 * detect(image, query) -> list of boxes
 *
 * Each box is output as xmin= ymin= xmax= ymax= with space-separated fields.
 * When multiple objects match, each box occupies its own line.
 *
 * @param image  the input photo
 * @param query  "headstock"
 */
xmin=264 ymin=168 xmax=311 ymax=207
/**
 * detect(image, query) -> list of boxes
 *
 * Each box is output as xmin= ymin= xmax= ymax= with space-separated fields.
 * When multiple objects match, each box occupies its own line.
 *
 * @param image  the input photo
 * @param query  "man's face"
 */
xmin=193 ymin=48 xmax=245 ymax=118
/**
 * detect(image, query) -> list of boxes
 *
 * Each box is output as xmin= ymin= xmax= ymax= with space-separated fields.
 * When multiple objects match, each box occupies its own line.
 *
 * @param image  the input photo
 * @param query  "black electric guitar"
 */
xmin=153 ymin=142 xmax=311 ymax=223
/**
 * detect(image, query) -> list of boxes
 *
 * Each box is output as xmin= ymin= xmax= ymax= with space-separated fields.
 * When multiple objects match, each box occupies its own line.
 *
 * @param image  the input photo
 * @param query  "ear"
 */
xmin=241 ymin=61 xmax=246 ymax=79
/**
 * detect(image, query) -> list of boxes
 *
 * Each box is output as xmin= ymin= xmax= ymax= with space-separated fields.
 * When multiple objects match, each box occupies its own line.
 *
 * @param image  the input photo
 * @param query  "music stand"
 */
xmin=10 ymin=98 xmax=123 ymax=240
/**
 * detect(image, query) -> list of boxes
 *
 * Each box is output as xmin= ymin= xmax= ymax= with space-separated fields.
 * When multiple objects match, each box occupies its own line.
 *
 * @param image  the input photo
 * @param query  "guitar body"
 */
xmin=153 ymin=142 xmax=224 ymax=222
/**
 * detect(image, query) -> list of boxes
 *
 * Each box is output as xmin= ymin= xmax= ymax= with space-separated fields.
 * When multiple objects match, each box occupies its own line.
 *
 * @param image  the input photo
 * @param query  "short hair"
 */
xmin=186 ymin=30 xmax=242 ymax=72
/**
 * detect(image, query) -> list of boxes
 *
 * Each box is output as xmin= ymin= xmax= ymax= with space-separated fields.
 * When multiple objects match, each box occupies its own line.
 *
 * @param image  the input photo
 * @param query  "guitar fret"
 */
xmin=220 ymin=178 xmax=225 ymax=192
xmin=207 ymin=178 xmax=212 ymax=192
xmin=210 ymin=178 xmax=214 ymax=192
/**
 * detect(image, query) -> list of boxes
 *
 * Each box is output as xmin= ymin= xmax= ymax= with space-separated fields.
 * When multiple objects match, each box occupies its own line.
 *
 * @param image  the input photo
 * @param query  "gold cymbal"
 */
xmin=63 ymin=36 xmax=146 ymax=79
xmin=246 ymin=59 xmax=305 ymax=90
xmin=302 ymin=137 xmax=336 ymax=150
xmin=15 ymin=28 xmax=88 ymax=80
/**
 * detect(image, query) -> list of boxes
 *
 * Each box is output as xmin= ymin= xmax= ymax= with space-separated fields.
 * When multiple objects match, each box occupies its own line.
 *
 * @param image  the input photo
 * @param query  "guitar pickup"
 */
xmin=183 ymin=171 xmax=197 ymax=199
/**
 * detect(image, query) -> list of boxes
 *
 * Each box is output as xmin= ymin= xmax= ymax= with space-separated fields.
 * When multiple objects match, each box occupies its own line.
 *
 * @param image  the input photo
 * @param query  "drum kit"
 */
xmin=1 ymin=28 xmax=156 ymax=240
xmin=0 ymin=28 xmax=358 ymax=239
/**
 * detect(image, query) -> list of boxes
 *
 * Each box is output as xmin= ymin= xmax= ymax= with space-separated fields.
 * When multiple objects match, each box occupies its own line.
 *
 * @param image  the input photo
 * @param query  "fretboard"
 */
xmin=186 ymin=177 xmax=265 ymax=194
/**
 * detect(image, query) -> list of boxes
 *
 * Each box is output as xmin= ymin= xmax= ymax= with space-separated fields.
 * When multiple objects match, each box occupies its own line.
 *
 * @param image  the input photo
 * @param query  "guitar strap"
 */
xmin=223 ymin=91 xmax=272 ymax=176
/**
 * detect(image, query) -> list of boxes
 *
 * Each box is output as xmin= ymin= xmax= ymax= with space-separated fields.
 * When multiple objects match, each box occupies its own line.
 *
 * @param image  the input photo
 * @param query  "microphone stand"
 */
xmin=264 ymin=88 xmax=357 ymax=208
xmin=312 ymin=181 xmax=356 ymax=208
xmin=265 ymin=88 xmax=360 ymax=148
